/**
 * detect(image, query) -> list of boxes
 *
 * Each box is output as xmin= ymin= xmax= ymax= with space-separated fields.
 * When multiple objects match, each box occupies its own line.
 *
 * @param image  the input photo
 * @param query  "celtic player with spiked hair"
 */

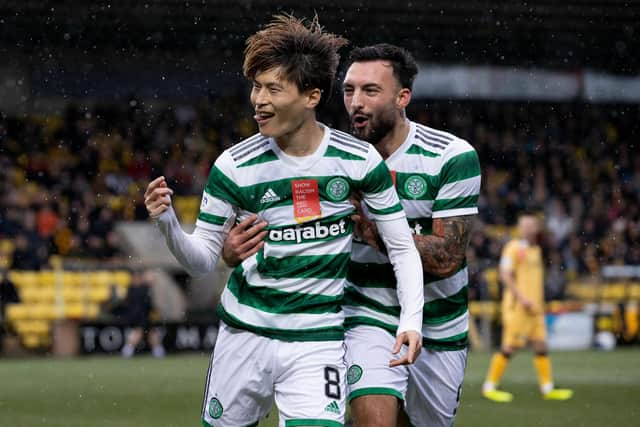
xmin=144 ymin=16 xmax=423 ymax=427
xmin=224 ymin=43 xmax=481 ymax=427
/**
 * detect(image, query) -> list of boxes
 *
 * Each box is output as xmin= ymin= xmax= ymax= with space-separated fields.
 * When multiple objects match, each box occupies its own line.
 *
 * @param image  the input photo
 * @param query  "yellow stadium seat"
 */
xmin=64 ymin=303 xmax=99 ymax=319
xmin=113 ymin=270 xmax=132 ymax=287
xmin=30 ymin=304 xmax=59 ymax=321
xmin=38 ymin=270 xmax=58 ymax=286
xmin=89 ymin=287 xmax=110 ymax=303
xmin=14 ymin=320 xmax=50 ymax=335
xmin=90 ymin=271 xmax=113 ymax=287
xmin=9 ymin=271 xmax=40 ymax=288
xmin=19 ymin=287 xmax=56 ymax=303
xmin=22 ymin=334 xmax=42 ymax=349
xmin=62 ymin=272 xmax=83 ymax=287
xmin=5 ymin=304 xmax=29 ymax=322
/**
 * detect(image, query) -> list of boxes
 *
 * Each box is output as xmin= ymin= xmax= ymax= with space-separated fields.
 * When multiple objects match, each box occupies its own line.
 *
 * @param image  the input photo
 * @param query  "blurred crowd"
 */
xmin=1 ymin=98 xmax=639 ymax=301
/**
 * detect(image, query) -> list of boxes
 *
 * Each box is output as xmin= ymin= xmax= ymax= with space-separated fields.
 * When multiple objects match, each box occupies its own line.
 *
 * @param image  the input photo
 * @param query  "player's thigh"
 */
xmin=275 ymin=340 xmax=347 ymax=426
xmin=502 ymin=311 xmax=529 ymax=349
xmin=531 ymin=314 xmax=547 ymax=343
xmin=202 ymin=322 xmax=274 ymax=427
xmin=350 ymin=394 xmax=399 ymax=427
xmin=345 ymin=326 xmax=409 ymax=404
xmin=405 ymin=348 xmax=468 ymax=427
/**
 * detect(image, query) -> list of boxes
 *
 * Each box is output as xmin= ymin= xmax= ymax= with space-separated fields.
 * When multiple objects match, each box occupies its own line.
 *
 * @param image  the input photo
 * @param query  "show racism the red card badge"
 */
xmin=390 ymin=170 xmax=397 ymax=187
xmin=292 ymin=179 xmax=322 ymax=223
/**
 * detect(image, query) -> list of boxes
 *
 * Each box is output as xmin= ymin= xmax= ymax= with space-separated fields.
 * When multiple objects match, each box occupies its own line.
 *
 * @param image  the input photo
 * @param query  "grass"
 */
xmin=0 ymin=349 xmax=638 ymax=426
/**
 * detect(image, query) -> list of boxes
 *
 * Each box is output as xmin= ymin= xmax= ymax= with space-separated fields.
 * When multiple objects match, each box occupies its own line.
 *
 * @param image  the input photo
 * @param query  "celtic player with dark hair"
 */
xmin=144 ymin=17 xmax=423 ymax=427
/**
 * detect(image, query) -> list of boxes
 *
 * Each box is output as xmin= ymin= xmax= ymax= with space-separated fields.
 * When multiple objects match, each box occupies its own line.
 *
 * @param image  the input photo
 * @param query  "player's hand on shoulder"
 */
xmin=144 ymin=176 xmax=174 ymax=218
xmin=222 ymin=214 xmax=268 ymax=267
xmin=390 ymin=330 xmax=422 ymax=367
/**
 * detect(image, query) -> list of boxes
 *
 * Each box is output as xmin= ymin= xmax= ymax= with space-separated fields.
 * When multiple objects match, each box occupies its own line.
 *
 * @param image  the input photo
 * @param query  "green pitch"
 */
xmin=0 ymin=349 xmax=638 ymax=426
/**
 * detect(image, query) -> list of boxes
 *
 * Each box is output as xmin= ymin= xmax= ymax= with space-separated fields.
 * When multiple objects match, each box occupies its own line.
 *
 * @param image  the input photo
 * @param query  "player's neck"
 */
xmin=274 ymin=117 xmax=324 ymax=157
xmin=375 ymin=116 xmax=410 ymax=159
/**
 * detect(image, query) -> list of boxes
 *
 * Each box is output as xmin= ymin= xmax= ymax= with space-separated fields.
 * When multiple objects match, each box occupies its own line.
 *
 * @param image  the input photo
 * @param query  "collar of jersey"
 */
xmin=270 ymin=122 xmax=330 ymax=171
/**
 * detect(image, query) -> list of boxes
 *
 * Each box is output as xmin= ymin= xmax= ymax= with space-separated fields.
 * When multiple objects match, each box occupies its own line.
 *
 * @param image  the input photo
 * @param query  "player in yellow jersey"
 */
xmin=482 ymin=212 xmax=574 ymax=402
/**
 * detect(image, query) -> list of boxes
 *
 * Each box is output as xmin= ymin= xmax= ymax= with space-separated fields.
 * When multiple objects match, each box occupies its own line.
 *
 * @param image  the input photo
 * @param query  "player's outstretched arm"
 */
xmin=413 ymin=215 xmax=473 ymax=277
xmin=375 ymin=218 xmax=424 ymax=366
xmin=145 ymin=176 xmax=227 ymax=277
xmin=222 ymin=215 xmax=268 ymax=267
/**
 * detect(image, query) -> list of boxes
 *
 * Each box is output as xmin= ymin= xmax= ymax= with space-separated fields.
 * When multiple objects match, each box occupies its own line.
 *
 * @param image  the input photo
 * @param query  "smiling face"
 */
xmin=343 ymin=60 xmax=406 ymax=144
xmin=250 ymin=67 xmax=318 ymax=140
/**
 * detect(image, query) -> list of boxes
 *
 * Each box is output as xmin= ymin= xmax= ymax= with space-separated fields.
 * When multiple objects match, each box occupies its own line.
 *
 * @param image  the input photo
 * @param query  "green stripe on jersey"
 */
xmin=237 ymin=149 xmax=278 ymax=168
xmin=226 ymin=267 xmax=342 ymax=314
xmin=344 ymin=316 xmax=397 ymax=335
xmin=423 ymin=286 xmax=468 ymax=324
xmin=432 ymin=195 xmax=479 ymax=211
xmin=439 ymin=150 xmax=481 ymax=185
xmin=257 ymin=251 xmax=350 ymax=280
xmin=324 ymin=145 xmax=366 ymax=161
xmin=344 ymin=287 xmax=400 ymax=317
xmin=205 ymin=166 xmax=245 ymax=207
xmin=422 ymin=331 xmax=468 ymax=351
xmin=347 ymin=260 xmax=396 ymax=288
xmin=365 ymin=202 xmax=403 ymax=216
xmin=406 ymin=143 xmax=441 ymax=158
xmin=355 ymin=160 xmax=394 ymax=194
xmin=197 ymin=212 xmax=227 ymax=226
xmin=218 ymin=304 xmax=344 ymax=341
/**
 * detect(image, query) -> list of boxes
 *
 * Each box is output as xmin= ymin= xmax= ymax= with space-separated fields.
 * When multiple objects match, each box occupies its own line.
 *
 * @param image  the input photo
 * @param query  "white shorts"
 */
xmin=201 ymin=321 xmax=347 ymax=427
xmin=405 ymin=347 xmax=467 ymax=427
xmin=345 ymin=326 xmax=467 ymax=427
xmin=345 ymin=325 xmax=409 ymax=402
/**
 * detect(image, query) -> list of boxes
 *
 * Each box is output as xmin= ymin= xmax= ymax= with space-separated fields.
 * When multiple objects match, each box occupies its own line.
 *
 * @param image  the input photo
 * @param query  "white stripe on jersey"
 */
xmin=436 ymin=175 xmax=482 ymax=200
xmin=422 ymin=310 xmax=469 ymax=339
xmin=220 ymin=287 xmax=344 ymax=330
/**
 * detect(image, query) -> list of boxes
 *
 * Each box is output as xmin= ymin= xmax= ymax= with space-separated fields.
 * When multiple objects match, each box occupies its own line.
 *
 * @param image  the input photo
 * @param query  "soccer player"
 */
xmin=482 ymin=212 xmax=574 ymax=402
xmin=224 ymin=44 xmax=480 ymax=427
xmin=144 ymin=16 xmax=424 ymax=427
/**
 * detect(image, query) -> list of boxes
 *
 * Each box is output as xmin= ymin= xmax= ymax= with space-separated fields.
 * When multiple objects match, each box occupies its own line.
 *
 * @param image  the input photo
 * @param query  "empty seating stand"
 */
xmin=5 ymin=270 xmax=131 ymax=349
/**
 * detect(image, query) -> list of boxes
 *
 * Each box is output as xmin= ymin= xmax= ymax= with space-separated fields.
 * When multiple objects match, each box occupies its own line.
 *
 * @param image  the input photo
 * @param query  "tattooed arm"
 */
xmin=413 ymin=215 xmax=474 ymax=278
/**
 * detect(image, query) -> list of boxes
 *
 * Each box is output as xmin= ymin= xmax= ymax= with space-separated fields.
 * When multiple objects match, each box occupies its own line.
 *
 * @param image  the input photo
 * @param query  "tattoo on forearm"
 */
xmin=414 ymin=216 xmax=473 ymax=277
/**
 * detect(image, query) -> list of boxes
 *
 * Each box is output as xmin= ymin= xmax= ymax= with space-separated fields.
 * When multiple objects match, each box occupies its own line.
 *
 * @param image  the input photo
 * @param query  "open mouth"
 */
xmin=352 ymin=113 xmax=369 ymax=129
xmin=254 ymin=111 xmax=275 ymax=125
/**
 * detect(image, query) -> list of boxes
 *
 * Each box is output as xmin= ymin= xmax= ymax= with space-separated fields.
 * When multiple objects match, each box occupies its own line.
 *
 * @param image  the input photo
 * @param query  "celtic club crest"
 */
xmin=404 ymin=175 xmax=427 ymax=198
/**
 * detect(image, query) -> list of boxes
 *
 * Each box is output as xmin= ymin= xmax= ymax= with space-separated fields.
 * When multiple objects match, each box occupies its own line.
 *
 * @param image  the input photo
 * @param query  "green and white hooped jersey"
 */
xmin=344 ymin=121 xmax=481 ymax=350
xmin=197 ymin=125 xmax=405 ymax=342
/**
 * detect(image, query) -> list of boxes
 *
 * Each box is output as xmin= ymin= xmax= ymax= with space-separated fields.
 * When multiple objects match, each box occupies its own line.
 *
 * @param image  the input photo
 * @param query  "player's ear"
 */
xmin=397 ymin=88 xmax=412 ymax=110
xmin=305 ymin=88 xmax=322 ymax=109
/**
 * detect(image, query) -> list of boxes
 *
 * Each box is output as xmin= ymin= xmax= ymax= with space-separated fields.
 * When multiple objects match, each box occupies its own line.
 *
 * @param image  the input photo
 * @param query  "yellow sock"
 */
xmin=534 ymin=355 xmax=553 ymax=393
xmin=485 ymin=353 xmax=509 ymax=387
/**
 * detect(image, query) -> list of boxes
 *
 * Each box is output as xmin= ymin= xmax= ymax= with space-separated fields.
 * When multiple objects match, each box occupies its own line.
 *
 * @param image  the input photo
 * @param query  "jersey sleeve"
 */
xmin=431 ymin=144 xmax=481 ymax=219
xmin=196 ymin=151 xmax=241 ymax=231
xmin=355 ymin=147 xmax=405 ymax=222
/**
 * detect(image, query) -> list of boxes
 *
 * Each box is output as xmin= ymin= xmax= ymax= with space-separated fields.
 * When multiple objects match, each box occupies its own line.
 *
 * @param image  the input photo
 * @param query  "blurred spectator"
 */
xmin=0 ymin=269 xmax=20 ymax=350
xmin=121 ymin=269 xmax=165 ymax=358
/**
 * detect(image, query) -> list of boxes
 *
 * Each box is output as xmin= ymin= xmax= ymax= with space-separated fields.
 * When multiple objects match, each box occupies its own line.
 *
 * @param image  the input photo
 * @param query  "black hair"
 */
xmin=347 ymin=43 xmax=418 ymax=90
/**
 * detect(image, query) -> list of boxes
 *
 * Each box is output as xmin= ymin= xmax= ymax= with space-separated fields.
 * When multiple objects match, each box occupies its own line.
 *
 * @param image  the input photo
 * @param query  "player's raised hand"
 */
xmin=223 ymin=214 xmax=269 ymax=267
xmin=144 ymin=176 xmax=174 ymax=218
xmin=390 ymin=330 xmax=422 ymax=367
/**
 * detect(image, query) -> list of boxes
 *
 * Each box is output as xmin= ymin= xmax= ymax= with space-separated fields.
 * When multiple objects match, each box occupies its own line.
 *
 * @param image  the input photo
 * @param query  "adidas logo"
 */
xmin=260 ymin=188 xmax=281 ymax=203
xmin=324 ymin=401 xmax=340 ymax=414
